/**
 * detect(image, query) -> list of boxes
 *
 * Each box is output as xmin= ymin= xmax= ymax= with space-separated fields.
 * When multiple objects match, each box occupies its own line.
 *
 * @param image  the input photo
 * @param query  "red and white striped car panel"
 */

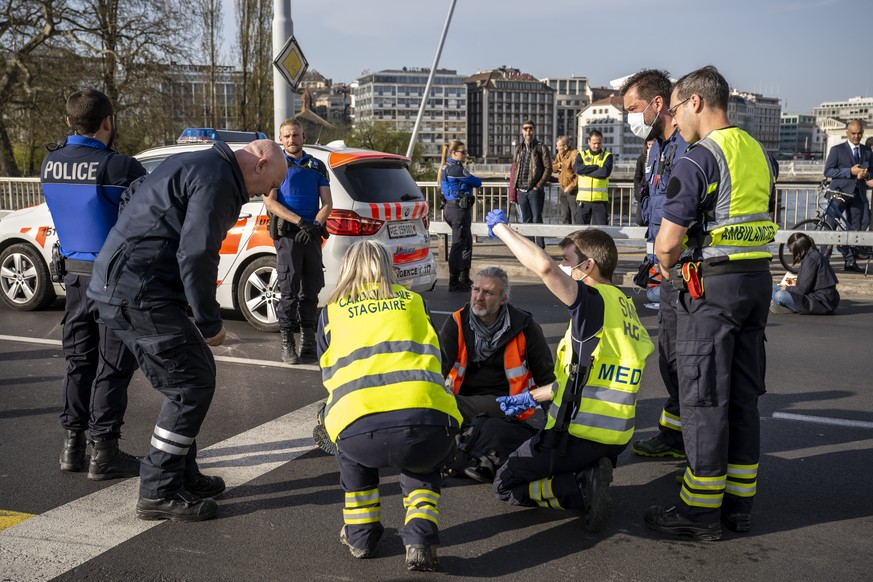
xmin=0 ymin=141 xmax=436 ymax=333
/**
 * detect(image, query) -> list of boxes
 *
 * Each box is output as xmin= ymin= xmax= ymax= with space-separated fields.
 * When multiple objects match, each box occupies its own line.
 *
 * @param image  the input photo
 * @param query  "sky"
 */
xmin=219 ymin=0 xmax=872 ymax=114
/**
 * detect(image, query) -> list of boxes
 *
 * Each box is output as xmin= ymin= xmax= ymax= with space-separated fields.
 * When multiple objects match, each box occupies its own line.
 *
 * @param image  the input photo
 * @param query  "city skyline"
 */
xmin=219 ymin=0 xmax=871 ymax=115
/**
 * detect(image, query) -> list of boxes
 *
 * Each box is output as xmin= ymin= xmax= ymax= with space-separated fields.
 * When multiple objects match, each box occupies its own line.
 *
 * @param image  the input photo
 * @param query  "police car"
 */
xmin=0 ymin=132 xmax=436 ymax=332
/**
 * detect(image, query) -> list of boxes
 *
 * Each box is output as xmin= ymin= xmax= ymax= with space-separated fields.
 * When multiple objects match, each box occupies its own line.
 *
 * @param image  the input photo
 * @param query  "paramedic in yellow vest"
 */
xmin=440 ymin=266 xmax=556 ymax=424
xmin=484 ymin=213 xmax=654 ymax=533
xmin=646 ymin=66 xmax=777 ymax=542
xmin=316 ymin=240 xmax=462 ymax=572
xmin=574 ymin=129 xmax=614 ymax=225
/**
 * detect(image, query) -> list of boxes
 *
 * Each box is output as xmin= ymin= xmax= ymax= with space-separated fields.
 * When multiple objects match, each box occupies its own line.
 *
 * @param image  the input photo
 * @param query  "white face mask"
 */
xmin=559 ymin=260 xmax=587 ymax=279
xmin=628 ymin=99 xmax=659 ymax=140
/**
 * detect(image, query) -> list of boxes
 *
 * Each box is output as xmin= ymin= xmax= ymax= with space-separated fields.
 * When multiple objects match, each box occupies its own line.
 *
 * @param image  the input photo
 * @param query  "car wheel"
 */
xmin=236 ymin=255 xmax=280 ymax=333
xmin=0 ymin=243 xmax=56 ymax=311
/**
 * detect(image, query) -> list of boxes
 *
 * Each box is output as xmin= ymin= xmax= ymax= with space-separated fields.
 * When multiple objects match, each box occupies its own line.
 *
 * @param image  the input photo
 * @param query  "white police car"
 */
xmin=0 ymin=133 xmax=436 ymax=332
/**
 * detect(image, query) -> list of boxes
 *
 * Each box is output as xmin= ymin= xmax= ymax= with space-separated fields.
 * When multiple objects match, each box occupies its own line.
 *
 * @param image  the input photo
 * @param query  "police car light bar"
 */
xmin=176 ymin=128 xmax=269 ymax=144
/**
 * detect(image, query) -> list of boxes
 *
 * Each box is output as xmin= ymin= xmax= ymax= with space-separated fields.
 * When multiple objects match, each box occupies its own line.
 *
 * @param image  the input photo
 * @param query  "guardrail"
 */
xmin=0 ymin=177 xmax=41 ymax=210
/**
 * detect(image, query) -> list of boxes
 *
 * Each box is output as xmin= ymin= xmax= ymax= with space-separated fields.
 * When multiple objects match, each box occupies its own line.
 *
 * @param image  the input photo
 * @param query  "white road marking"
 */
xmin=772 ymin=411 xmax=873 ymax=430
xmin=0 ymin=335 xmax=319 ymax=370
xmin=0 ymin=400 xmax=323 ymax=581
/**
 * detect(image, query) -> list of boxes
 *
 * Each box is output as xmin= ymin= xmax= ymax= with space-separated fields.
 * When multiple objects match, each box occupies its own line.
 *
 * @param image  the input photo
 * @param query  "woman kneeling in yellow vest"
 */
xmin=316 ymin=239 xmax=462 ymax=572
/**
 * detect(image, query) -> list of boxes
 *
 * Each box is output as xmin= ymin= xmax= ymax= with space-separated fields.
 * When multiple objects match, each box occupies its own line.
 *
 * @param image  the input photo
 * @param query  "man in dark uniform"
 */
xmin=40 ymin=88 xmax=145 ymax=480
xmin=88 ymin=139 xmax=287 ymax=522
xmin=645 ymin=66 xmax=777 ymax=541
xmin=621 ymin=69 xmax=690 ymax=460
xmin=263 ymin=118 xmax=332 ymax=364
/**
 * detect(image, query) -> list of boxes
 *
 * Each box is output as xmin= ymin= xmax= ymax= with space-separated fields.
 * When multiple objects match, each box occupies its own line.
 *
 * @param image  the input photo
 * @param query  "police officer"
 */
xmin=646 ymin=66 xmax=777 ymax=540
xmin=317 ymin=240 xmax=461 ymax=572
xmin=620 ymin=69 xmax=690 ymax=460
xmin=485 ymin=215 xmax=654 ymax=533
xmin=574 ymin=129 xmax=613 ymax=225
xmin=440 ymin=140 xmax=481 ymax=291
xmin=40 ymin=89 xmax=145 ymax=480
xmin=263 ymin=118 xmax=333 ymax=364
xmin=88 ymin=140 xmax=287 ymax=522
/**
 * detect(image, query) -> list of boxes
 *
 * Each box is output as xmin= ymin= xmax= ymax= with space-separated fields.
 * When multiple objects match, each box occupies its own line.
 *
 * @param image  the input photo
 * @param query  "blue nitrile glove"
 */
xmin=496 ymin=391 xmax=536 ymax=416
xmin=486 ymin=209 xmax=508 ymax=238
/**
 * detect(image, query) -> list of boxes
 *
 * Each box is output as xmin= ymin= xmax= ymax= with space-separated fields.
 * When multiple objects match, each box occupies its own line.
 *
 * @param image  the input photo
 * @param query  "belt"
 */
xmin=65 ymin=259 xmax=93 ymax=275
xmin=699 ymin=258 xmax=770 ymax=276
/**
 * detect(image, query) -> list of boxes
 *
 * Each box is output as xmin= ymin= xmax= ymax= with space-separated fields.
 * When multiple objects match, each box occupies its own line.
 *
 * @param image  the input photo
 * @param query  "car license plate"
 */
xmin=388 ymin=221 xmax=417 ymax=239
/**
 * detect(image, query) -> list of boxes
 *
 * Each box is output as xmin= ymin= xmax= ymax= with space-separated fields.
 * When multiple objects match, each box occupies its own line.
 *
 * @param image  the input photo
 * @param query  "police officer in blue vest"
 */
xmin=264 ymin=118 xmax=332 ymax=364
xmin=40 ymin=89 xmax=146 ymax=481
xmin=440 ymin=140 xmax=482 ymax=291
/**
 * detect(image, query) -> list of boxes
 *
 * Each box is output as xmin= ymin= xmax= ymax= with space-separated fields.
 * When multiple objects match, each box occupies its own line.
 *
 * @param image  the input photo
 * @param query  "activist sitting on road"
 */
xmin=485 ymin=209 xmax=654 ymax=533
xmin=315 ymin=239 xmax=462 ymax=573
xmin=440 ymin=266 xmax=555 ymax=482
xmin=771 ymin=233 xmax=840 ymax=315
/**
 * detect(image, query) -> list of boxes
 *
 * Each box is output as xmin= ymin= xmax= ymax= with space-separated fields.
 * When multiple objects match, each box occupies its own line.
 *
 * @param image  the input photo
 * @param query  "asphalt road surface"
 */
xmin=1 ymin=281 xmax=872 ymax=581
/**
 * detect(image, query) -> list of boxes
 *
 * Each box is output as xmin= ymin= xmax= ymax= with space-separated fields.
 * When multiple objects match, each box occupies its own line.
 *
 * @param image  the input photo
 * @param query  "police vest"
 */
xmin=546 ymin=285 xmax=654 ymax=445
xmin=320 ymin=285 xmax=462 ymax=440
xmin=446 ymin=309 xmax=536 ymax=421
xmin=277 ymin=153 xmax=327 ymax=222
xmin=40 ymin=136 xmax=126 ymax=261
xmin=576 ymin=150 xmax=611 ymax=202
xmin=692 ymin=128 xmax=777 ymax=262
xmin=440 ymin=160 xmax=473 ymax=201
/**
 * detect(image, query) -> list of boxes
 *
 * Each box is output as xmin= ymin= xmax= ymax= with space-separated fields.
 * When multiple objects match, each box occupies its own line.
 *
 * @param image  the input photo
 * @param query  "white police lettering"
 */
xmin=597 ymin=363 xmax=643 ymax=386
xmin=43 ymin=161 xmax=99 ymax=182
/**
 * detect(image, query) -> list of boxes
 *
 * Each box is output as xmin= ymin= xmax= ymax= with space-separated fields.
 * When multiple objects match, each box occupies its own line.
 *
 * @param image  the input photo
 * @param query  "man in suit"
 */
xmin=824 ymin=120 xmax=873 ymax=271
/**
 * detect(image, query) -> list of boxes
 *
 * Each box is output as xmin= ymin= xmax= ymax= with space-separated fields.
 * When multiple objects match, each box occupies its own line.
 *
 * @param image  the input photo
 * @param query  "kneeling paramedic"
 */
xmin=317 ymin=240 xmax=462 ymax=572
xmin=487 ymin=212 xmax=654 ymax=532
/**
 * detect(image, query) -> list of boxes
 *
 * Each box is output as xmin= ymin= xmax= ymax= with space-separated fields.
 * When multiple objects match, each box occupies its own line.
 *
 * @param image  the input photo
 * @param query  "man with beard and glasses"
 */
xmin=41 ymin=88 xmax=147 ymax=481
xmin=440 ymin=267 xmax=555 ymax=482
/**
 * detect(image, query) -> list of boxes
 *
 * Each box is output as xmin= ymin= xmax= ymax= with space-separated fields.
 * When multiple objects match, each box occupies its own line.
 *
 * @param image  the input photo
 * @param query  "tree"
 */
xmin=195 ymin=0 xmax=224 ymax=127
xmin=345 ymin=121 xmax=433 ymax=180
xmin=234 ymin=0 xmax=272 ymax=134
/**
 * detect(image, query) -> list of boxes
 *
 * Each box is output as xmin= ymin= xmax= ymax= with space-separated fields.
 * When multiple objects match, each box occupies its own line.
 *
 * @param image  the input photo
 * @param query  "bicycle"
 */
xmin=778 ymin=180 xmax=871 ymax=274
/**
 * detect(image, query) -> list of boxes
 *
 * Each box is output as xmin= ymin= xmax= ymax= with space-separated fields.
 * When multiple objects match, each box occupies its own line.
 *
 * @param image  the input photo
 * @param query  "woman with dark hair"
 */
xmin=771 ymin=233 xmax=840 ymax=314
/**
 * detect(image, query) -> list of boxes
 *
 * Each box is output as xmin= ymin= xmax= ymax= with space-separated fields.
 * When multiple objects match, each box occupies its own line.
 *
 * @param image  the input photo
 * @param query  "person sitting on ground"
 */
xmin=772 ymin=233 xmax=840 ymax=315
xmin=440 ymin=266 xmax=556 ymax=482
xmin=485 ymin=210 xmax=654 ymax=533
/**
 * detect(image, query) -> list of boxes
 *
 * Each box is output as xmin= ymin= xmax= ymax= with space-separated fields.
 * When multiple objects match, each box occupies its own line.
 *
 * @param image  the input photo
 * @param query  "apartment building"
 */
xmin=540 ymin=76 xmax=591 ymax=149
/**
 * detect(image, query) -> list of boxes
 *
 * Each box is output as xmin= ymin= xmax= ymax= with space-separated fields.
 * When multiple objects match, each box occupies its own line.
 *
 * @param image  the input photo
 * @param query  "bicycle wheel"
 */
xmin=779 ymin=219 xmax=833 ymax=274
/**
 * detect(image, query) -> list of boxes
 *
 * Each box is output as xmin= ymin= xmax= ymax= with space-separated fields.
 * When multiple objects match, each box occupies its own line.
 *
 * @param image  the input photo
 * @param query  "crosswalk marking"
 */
xmin=0 ymin=400 xmax=323 ymax=582
xmin=0 ymin=510 xmax=36 ymax=532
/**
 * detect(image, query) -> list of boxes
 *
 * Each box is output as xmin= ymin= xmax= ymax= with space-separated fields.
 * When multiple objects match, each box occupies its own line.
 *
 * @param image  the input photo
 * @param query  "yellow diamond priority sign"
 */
xmin=273 ymin=35 xmax=309 ymax=90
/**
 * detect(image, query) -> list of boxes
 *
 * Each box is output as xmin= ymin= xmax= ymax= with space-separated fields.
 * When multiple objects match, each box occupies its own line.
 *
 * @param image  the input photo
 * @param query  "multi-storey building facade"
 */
xmin=540 ymin=76 xmax=591 ymax=150
xmin=465 ymin=67 xmax=556 ymax=164
xmin=780 ymin=113 xmax=824 ymax=159
xmin=577 ymin=96 xmax=644 ymax=161
xmin=813 ymin=96 xmax=873 ymax=153
xmin=352 ymin=68 xmax=467 ymax=163
xmin=163 ymin=64 xmax=242 ymax=133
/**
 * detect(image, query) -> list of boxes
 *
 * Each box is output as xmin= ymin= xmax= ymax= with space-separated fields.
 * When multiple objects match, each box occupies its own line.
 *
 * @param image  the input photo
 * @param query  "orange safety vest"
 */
xmin=447 ymin=310 xmax=535 ymax=421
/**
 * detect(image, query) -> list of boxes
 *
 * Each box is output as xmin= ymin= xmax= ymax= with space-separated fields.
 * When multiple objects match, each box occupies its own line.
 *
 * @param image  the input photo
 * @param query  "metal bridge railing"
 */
xmin=0 ymin=177 xmax=42 ymax=211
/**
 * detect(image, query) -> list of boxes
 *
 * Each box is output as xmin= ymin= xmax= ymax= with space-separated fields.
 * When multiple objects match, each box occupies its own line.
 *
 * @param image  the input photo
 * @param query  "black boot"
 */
xmin=88 ymin=438 xmax=141 ymax=481
xmin=299 ymin=327 xmax=317 ymax=359
xmin=458 ymin=269 xmax=473 ymax=291
xmin=448 ymin=272 xmax=461 ymax=292
xmin=60 ymin=429 xmax=87 ymax=472
xmin=281 ymin=329 xmax=300 ymax=365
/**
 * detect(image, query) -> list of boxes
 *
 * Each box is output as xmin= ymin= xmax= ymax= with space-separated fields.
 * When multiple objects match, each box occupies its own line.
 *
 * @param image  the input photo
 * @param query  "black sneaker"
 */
xmin=463 ymin=464 xmax=495 ymax=483
xmin=631 ymin=435 xmax=686 ymax=459
xmin=405 ymin=544 xmax=440 ymax=572
xmin=184 ymin=472 xmax=226 ymax=498
xmin=313 ymin=403 xmax=339 ymax=456
xmin=579 ymin=457 xmax=613 ymax=533
xmin=340 ymin=526 xmax=377 ymax=559
xmin=644 ymin=505 xmax=722 ymax=541
xmin=136 ymin=490 xmax=218 ymax=522
xmin=722 ymin=510 xmax=751 ymax=533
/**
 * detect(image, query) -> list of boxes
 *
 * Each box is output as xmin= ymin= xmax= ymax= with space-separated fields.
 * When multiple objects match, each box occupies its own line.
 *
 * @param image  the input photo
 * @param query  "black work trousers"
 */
xmin=493 ymin=431 xmax=623 ymax=510
xmin=443 ymin=202 xmax=472 ymax=275
xmin=275 ymin=235 xmax=324 ymax=331
xmin=574 ymin=201 xmax=608 ymax=225
xmin=675 ymin=269 xmax=770 ymax=521
xmin=60 ymin=273 xmax=137 ymax=438
xmin=336 ymin=424 xmax=455 ymax=549
xmin=96 ymin=303 xmax=216 ymax=499
xmin=655 ymin=281 xmax=683 ymax=449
